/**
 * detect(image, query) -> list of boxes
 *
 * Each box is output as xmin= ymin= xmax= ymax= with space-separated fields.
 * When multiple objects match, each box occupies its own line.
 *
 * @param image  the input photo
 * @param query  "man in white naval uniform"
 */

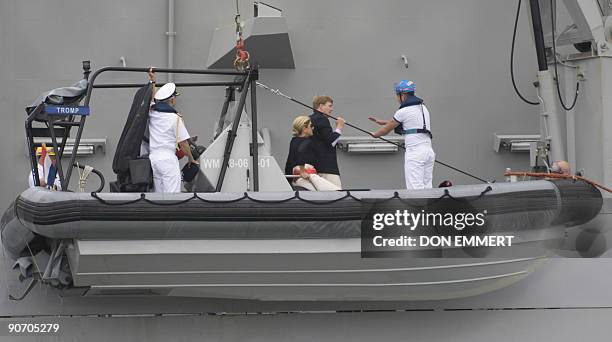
xmin=369 ymin=80 xmax=435 ymax=189
xmin=148 ymin=81 xmax=198 ymax=193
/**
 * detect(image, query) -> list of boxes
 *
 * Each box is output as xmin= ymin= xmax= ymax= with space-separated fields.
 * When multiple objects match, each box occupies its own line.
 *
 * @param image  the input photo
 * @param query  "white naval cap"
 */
xmin=154 ymin=83 xmax=180 ymax=101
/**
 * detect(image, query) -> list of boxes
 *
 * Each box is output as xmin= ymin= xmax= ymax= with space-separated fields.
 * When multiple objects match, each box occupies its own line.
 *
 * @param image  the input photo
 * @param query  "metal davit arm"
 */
xmin=250 ymin=70 xmax=259 ymax=191
xmin=528 ymin=0 xmax=549 ymax=72
xmin=215 ymin=70 xmax=252 ymax=192
xmin=214 ymin=86 xmax=235 ymax=140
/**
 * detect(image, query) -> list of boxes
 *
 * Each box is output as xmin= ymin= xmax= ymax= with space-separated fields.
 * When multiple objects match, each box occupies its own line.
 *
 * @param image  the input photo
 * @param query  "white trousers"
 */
xmin=318 ymin=173 xmax=342 ymax=189
xmin=294 ymin=174 xmax=341 ymax=191
xmin=404 ymin=143 xmax=435 ymax=190
xmin=150 ymin=152 xmax=182 ymax=193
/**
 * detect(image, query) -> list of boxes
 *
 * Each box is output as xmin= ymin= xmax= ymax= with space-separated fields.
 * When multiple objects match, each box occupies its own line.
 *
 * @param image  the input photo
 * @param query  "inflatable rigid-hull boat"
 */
xmin=0 ymin=179 xmax=602 ymax=301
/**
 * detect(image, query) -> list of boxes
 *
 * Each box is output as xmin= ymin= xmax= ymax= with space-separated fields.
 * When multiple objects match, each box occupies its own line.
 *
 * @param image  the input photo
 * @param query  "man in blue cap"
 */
xmin=369 ymin=80 xmax=435 ymax=189
xmin=147 ymin=69 xmax=198 ymax=193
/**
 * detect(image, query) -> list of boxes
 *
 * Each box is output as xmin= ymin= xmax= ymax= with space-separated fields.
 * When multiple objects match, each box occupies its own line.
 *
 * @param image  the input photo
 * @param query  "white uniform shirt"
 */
xmin=393 ymin=104 xmax=432 ymax=147
xmin=148 ymin=109 xmax=190 ymax=156
xmin=28 ymin=163 xmax=62 ymax=189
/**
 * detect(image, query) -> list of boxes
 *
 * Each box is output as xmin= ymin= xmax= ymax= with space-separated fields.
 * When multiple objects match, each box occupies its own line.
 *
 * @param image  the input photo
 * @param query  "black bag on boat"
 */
xmin=181 ymin=162 xmax=199 ymax=183
xmin=129 ymin=158 xmax=153 ymax=185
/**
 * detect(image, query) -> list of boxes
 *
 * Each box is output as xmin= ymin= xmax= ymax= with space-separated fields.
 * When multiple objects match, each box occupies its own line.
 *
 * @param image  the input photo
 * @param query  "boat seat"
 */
xmin=111 ymin=84 xmax=155 ymax=192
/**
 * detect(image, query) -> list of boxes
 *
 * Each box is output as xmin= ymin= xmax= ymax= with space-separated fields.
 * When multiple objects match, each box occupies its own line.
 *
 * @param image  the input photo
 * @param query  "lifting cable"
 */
xmin=233 ymin=0 xmax=250 ymax=71
xmin=505 ymin=171 xmax=612 ymax=193
xmin=255 ymin=81 xmax=490 ymax=184
xmin=550 ymin=0 xmax=580 ymax=111
xmin=510 ymin=0 xmax=580 ymax=109
xmin=511 ymin=0 xmax=540 ymax=105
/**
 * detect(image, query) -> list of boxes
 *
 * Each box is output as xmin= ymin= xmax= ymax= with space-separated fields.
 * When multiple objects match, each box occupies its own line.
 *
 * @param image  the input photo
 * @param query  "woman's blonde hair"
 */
xmin=292 ymin=116 xmax=311 ymax=137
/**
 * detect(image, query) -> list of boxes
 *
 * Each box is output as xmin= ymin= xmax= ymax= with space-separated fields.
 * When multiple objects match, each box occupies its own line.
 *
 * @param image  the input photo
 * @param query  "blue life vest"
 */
xmin=394 ymin=96 xmax=432 ymax=139
xmin=151 ymin=102 xmax=177 ymax=114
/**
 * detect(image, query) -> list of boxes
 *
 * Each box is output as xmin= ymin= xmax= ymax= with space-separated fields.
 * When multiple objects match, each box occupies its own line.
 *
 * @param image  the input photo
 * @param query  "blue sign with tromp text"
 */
xmin=44 ymin=105 xmax=90 ymax=116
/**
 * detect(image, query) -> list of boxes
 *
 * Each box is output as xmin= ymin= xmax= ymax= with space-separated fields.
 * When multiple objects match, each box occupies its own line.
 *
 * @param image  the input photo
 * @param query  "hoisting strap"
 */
xmin=233 ymin=0 xmax=250 ymax=71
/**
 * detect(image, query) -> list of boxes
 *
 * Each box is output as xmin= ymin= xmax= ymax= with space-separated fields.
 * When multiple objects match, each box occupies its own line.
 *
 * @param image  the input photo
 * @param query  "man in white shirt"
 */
xmin=369 ymin=80 xmax=435 ymax=189
xmin=148 ymin=74 xmax=198 ymax=193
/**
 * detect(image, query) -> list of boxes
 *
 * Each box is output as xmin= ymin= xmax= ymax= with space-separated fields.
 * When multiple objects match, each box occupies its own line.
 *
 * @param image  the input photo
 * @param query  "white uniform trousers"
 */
xmin=294 ymin=174 xmax=341 ymax=191
xmin=404 ymin=143 xmax=435 ymax=190
xmin=318 ymin=173 xmax=342 ymax=189
xmin=150 ymin=151 xmax=182 ymax=193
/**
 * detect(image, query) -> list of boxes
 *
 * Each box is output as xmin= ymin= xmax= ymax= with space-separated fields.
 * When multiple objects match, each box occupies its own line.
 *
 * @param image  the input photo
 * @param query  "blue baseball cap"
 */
xmin=394 ymin=80 xmax=416 ymax=94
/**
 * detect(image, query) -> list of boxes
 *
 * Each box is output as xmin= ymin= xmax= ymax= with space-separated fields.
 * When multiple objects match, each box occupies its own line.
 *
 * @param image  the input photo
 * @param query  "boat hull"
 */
xmin=73 ymin=238 xmax=545 ymax=300
xmin=0 ymin=179 xmax=602 ymax=300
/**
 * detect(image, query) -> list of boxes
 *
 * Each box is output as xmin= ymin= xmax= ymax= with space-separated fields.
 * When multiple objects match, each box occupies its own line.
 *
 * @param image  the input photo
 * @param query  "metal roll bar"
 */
xmin=28 ymin=64 xmax=260 ymax=192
